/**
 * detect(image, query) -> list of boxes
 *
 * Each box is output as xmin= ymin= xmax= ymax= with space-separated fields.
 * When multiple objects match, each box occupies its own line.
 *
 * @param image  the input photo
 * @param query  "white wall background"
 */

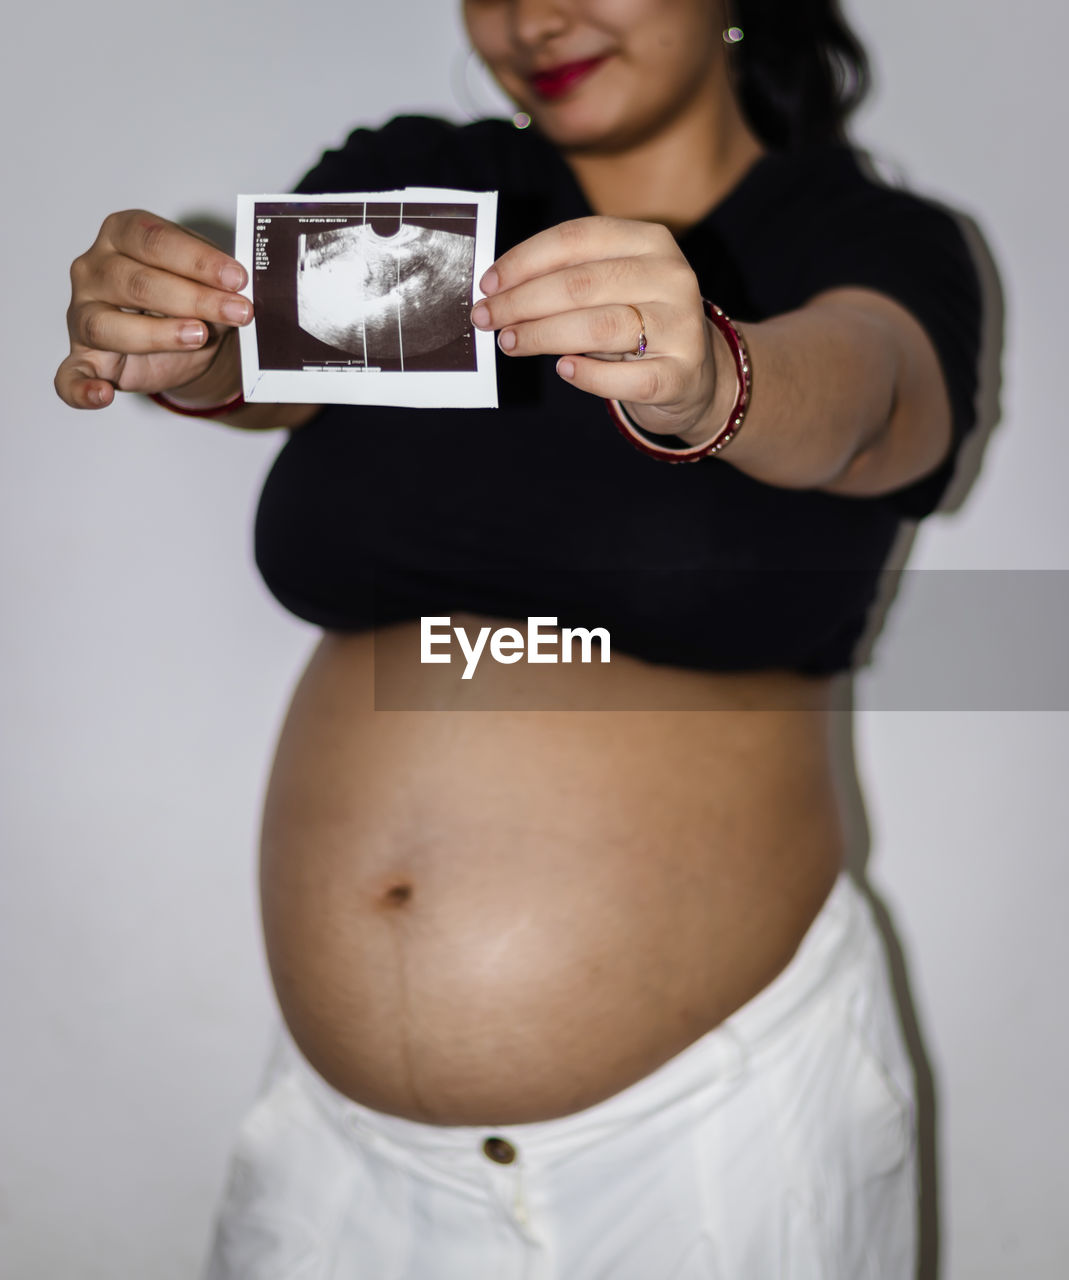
xmin=1 ymin=2 xmax=1066 ymax=1276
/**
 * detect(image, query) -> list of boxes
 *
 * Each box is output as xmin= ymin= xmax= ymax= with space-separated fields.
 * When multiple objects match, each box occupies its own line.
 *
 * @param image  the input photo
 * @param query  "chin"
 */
xmin=523 ymin=101 xmax=635 ymax=153
xmin=532 ymin=113 xmax=664 ymax=158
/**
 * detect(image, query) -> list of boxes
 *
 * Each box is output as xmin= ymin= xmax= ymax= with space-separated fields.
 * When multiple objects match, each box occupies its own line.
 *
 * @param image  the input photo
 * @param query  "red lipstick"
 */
xmin=530 ymin=56 xmax=607 ymax=100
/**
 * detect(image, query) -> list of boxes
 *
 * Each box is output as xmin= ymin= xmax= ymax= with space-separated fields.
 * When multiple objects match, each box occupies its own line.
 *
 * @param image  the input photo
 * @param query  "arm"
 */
xmin=54 ymin=210 xmax=319 ymax=431
xmin=471 ymin=217 xmax=955 ymax=498
xmin=677 ymin=286 xmax=954 ymax=494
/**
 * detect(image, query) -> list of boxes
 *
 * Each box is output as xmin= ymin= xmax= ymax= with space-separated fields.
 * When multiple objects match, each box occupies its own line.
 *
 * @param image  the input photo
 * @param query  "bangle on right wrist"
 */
xmin=149 ymin=387 xmax=246 ymax=418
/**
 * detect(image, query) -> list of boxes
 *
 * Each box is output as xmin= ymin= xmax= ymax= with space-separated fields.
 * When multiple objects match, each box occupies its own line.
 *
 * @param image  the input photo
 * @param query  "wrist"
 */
xmin=676 ymin=312 xmax=743 ymax=448
xmin=605 ymin=300 xmax=752 ymax=463
xmin=157 ymin=328 xmax=242 ymax=411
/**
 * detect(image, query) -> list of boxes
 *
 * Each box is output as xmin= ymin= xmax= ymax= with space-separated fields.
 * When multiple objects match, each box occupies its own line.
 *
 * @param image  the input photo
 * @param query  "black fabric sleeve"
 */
xmin=292 ymin=126 xmax=387 ymax=195
xmin=291 ymin=115 xmax=461 ymax=196
xmin=797 ymin=178 xmax=983 ymax=519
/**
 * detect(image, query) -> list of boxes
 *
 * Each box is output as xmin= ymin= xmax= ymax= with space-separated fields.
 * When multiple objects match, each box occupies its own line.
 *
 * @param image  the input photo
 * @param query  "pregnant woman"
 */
xmin=54 ymin=2 xmax=985 ymax=1276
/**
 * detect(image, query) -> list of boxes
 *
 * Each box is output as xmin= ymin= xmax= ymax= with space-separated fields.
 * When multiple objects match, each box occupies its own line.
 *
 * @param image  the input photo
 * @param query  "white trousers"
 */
xmin=201 ymin=874 xmax=918 ymax=1279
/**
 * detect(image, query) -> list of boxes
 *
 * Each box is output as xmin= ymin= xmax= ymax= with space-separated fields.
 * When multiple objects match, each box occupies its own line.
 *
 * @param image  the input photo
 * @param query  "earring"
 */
xmin=451 ymin=49 xmax=530 ymax=129
xmin=723 ymin=26 xmax=744 ymax=44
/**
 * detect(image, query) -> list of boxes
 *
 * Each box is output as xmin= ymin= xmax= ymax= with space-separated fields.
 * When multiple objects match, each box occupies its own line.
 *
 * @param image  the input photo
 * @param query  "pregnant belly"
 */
xmin=259 ymin=624 xmax=845 ymax=1125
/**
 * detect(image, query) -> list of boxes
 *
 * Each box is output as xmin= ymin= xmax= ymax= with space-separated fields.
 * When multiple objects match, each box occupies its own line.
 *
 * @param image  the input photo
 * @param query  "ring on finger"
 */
xmin=625 ymin=303 xmax=648 ymax=357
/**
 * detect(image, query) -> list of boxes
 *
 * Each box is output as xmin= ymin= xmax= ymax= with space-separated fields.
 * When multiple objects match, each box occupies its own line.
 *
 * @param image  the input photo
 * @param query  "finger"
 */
xmin=95 ymin=254 xmax=252 ymax=328
xmin=69 ymin=301 xmax=212 ymax=355
xmin=555 ymin=353 xmax=688 ymax=409
xmin=102 ymin=210 xmax=246 ymax=292
xmin=473 ymin=256 xmax=674 ymax=333
xmin=54 ymin=351 xmax=118 ymax=410
xmin=482 ymin=216 xmax=673 ymax=294
xmin=497 ymin=302 xmax=679 ymax=361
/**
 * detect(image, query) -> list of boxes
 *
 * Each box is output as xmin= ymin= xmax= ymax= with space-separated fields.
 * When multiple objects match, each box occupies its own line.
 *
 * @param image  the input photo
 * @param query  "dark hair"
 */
xmin=730 ymin=0 xmax=870 ymax=150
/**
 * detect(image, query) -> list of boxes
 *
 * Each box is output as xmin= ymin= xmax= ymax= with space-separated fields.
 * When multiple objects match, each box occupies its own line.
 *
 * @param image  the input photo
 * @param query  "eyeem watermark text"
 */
xmin=421 ymin=616 xmax=611 ymax=680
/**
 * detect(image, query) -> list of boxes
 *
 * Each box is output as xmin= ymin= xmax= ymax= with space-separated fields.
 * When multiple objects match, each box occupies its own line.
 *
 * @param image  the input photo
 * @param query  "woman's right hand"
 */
xmin=54 ymin=210 xmax=252 ymax=410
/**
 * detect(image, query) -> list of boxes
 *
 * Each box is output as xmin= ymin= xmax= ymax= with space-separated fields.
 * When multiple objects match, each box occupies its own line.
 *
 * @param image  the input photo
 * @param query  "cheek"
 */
xmin=462 ymin=5 xmax=510 ymax=65
xmin=633 ymin=3 xmax=724 ymax=82
xmin=601 ymin=0 xmax=724 ymax=51
xmin=581 ymin=0 xmax=719 ymax=28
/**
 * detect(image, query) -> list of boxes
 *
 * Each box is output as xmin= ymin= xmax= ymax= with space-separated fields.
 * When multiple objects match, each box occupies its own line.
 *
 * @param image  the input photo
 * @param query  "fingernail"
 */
xmin=498 ymin=329 xmax=516 ymax=352
xmin=220 ymin=263 xmax=245 ymax=291
xmin=471 ymin=303 xmax=491 ymax=329
xmin=557 ymin=358 xmax=575 ymax=379
xmin=90 ymin=385 xmax=108 ymax=406
xmin=479 ymin=267 xmax=500 ymax=295
xmin=223 ymin=298 xmax=251 ymax=324
xmin=179 ymin=323 xmax=206 ymax=346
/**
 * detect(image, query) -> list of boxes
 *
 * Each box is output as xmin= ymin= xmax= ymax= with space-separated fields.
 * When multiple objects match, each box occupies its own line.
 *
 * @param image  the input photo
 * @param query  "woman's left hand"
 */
xmin=471 ymin=216 xmax=721 ymax=440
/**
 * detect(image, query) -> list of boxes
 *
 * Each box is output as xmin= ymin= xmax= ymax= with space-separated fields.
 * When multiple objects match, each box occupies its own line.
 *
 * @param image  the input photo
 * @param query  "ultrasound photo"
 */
xmin=235 ymin=188 xmax=499 ymax=409
xmin=297 ymin=211 xmax=476 ymax=368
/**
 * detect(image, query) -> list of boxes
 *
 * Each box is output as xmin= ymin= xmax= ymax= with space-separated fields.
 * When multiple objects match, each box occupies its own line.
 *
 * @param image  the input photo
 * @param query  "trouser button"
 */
xmin=482 ymin=1136 xmax=517 ymax=1164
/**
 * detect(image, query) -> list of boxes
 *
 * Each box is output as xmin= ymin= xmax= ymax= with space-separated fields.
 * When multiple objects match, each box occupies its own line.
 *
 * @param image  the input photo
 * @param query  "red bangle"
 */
xmin=605 ymin=299 xmax=752 ymax=463
xmin=148 ymin=388 xmax=246 ymax=418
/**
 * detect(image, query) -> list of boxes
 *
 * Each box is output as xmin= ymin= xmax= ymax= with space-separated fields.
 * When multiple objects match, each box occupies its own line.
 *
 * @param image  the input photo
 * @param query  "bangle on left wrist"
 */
xmin=605 ymin=300 xmax=752 ymax=463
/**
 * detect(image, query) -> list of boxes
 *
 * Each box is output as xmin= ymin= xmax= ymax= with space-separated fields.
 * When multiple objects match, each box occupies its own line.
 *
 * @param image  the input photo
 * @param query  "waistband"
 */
xmin=275 ymin=871 xmax=876 ymax=1174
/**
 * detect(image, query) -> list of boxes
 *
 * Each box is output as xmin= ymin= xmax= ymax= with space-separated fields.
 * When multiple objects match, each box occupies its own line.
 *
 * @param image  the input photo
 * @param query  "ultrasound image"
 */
xmin=252 ymin=202 xmax=478 ymax=374
xmin=298 ymin=221 xmax=475 ymax=362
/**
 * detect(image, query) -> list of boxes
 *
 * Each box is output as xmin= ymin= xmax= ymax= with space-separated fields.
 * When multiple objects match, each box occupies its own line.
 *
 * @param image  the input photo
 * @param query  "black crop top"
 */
xmin=254 ymin=115 xmax=983 ymax=674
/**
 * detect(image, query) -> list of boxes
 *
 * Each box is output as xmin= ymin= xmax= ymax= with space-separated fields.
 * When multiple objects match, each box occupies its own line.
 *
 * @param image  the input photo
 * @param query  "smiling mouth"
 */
xmin=529 ymin=56 xmax=608 ymax=100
